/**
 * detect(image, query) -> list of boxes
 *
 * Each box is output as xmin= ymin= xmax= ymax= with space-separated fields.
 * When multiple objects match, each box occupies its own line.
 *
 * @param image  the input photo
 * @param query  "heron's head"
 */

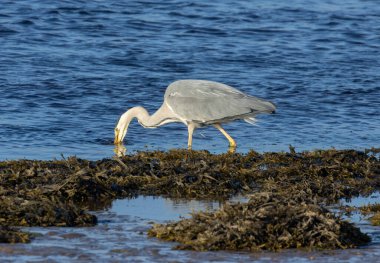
xmin=114 ymin=124 xmax=128 ymax=145
xmin=114 ymin=106 xmax=149 ymax=144
xmin=114 ymin=112 xmax=131 ymax=144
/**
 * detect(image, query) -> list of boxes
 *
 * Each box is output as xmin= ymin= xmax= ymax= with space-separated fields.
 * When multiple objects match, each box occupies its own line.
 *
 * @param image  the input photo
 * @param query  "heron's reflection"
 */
xmin=114 ymin=143 xmax=126 ymax=157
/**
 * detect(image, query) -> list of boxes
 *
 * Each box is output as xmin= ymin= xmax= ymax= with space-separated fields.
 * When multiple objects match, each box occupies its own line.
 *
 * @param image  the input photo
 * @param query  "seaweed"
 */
xmin=360 ymin=203 xmax=380 ymax=226
xmin=0 ymin=148 xmax=379 ymax=248
xmin=148 ymin=192 xmax=370 ymax=251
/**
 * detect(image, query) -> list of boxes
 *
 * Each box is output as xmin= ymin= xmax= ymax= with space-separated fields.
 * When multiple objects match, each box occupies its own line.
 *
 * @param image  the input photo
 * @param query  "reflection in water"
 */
xmin=110 ymin=196 xmax=225 ymax=221
xmin=114 ymin=144 xmax=127 ymax=157
xmin=110 ymin=195 xmax=249 ymax=221
xmin=341 ymin=192 xmax=380 ymax=207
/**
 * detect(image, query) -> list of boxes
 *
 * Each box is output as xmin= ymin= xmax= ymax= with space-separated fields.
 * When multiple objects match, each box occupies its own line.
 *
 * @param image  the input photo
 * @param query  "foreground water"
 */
xmin=0 ymin=194 xmax=380 ymax=262
xmin=0 ymin=0 xmax=379 ymax=160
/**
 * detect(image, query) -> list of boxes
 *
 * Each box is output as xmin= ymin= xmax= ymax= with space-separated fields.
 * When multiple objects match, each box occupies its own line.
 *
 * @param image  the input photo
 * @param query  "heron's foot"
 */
xmin=227 ymin=136 xmax=237 ymax=151
xmin=114 ymin=143 xmax=127 ymax=157
xmin=228 ymin=145 xmax=237 ymax=154
xmin=187 ymin=142 xmax=193 ymax=150
xmin=213 ymin=124 xmax=237 ymax=151
xmin=229 ymin=140 xmax=237 ymax=148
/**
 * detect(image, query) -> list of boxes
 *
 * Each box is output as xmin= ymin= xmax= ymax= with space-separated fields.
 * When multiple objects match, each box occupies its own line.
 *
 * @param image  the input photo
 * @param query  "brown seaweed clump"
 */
xmin=369 ymin=214 xmax=380 ymax=226
xmin=360 ymin=203 xmax=380 ymax=226
xmin=0 ymin=197 xmax=96 ymax=227
xmin=149 ymin=192 xmax=370 ymax=251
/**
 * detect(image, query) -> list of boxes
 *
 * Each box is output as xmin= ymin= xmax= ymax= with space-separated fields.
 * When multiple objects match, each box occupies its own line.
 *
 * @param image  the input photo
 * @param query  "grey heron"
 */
xmin=114 ymin=79 xmax=276 ymax=150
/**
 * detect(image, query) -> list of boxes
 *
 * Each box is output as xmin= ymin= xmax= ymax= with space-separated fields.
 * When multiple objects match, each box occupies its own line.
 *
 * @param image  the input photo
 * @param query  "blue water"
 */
xmin=1 ymin=0 xmax=379 ymax=160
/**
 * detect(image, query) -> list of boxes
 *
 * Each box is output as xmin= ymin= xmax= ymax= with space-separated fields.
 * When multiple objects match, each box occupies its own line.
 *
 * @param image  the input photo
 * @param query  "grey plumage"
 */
xmin=165 ymin=80 xmax=276 ymax=126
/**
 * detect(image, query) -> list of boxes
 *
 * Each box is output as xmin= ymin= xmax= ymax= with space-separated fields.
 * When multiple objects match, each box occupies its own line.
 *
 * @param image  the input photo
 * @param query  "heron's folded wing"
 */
xmin=165 ymin=82 xmax=273 ymax=123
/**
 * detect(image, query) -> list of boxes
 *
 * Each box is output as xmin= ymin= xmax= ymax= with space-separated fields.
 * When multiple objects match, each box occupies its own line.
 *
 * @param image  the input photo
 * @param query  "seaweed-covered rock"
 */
xmin=149 ymin=192 xmax=370 ymax=251
xmin=0 ymin=148 xmax=379 ymax=244
xmin=0 ymin=197 xmax=96 ymax=227
xmin=1 ymin=148 xmax=379 ymax=202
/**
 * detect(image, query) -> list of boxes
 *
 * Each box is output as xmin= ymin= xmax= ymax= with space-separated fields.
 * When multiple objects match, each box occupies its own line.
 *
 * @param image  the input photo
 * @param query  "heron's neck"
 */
xmin=123 ymin=106 xmax=160 ymax=128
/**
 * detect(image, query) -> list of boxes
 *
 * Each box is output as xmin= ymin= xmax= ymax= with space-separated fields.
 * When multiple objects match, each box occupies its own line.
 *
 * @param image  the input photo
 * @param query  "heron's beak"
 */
xmin=114 ymin=127 xmax=125 ymax=144
xmin=114 ymin=127 xmax=121 ymax=144
xmin=114 ymin=123 xmax=129 ymax=144
xmin=114 ymin=110 xmax=134 ymax=144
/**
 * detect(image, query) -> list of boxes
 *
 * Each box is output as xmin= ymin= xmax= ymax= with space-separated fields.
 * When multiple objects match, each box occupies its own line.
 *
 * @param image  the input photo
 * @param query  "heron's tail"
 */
xmin=248 ymin=96 xmax=276 ymax=114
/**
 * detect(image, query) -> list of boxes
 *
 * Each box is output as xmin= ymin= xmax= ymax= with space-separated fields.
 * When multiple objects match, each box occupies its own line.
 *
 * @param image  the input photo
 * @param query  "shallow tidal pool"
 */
xmin=1 ymin=194 xmax=380 ymax=262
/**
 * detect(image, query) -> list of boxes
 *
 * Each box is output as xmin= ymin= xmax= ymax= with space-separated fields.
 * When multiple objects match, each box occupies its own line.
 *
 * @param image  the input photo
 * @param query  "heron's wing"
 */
xmin=165 ymin=80 xmax=275 ymax=124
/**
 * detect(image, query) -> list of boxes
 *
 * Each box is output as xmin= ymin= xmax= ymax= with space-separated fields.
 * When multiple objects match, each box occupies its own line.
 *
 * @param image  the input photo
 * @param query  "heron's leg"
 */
xmin=213 ymin=124 xmax=237 ymax=148
xmin=187 ymin=123 xmax=195 ymax=150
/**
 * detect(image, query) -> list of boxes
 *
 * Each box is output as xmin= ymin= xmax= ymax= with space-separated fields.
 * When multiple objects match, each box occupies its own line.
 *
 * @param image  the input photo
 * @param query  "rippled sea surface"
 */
xmin=1 ymin=0 xmax=379 ymax=160
xmin=1 ymin=1 xmax=380 ymax=262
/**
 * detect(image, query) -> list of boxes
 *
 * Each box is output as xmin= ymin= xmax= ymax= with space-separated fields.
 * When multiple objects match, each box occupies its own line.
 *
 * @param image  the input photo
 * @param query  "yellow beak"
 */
xmin=114 ymin=127 xmax=120 ymax=144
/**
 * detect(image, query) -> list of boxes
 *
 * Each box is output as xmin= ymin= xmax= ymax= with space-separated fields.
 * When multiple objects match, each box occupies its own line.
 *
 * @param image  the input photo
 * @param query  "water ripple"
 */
xmin=0 ymin=0 xmax=379 ymax=160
